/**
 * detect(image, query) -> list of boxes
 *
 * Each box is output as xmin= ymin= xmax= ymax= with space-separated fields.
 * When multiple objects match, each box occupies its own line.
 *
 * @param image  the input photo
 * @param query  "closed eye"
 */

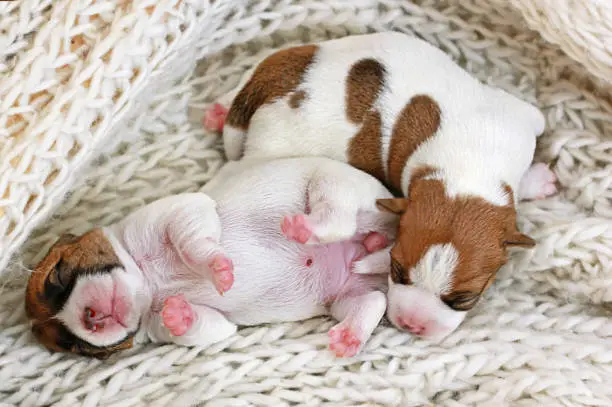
xmin=442 ymin=291 xmax=480 ymax=311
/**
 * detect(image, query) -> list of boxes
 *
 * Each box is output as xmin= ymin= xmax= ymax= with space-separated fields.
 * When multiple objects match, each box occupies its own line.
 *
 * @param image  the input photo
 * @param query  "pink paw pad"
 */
xmin=328 ymin=326 xmax=362 ymax=358
xmin=203 ymin=103 xmax=228 ymax=132
xmin=363 ymin=232 xmax=388 ymax=253
xmin=162 ymin=295 xmax=194 ymax=336
xmin=522 ymin=163 xmax=558 ymax=200
xmin=208 ymin=255 xmax=235 ymax=295
xmin=281 ymin=214 xmax=314 ymax=244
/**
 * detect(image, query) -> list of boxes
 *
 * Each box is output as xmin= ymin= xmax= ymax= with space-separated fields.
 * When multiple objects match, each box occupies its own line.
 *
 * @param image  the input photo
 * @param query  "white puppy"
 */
xmin=25 ymin=157 xmax=397 ymax=359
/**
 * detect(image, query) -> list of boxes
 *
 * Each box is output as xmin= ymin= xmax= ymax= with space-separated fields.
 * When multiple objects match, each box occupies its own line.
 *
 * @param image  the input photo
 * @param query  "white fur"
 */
xmin=64 ymin=157 xmax=397 ymax=356
xmin=410 ymin=243 xmax=458 ymax=296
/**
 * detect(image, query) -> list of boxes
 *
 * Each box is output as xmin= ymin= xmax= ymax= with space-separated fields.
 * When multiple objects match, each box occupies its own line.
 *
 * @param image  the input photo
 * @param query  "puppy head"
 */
xmin=377 ymin=169 xmax=534 ymax=341
xmin=25 ymin=229 xmax=141 ymax=359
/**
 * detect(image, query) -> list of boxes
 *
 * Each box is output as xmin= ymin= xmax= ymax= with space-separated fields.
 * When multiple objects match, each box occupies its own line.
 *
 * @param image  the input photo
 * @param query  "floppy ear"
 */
xmin=376 ymin=198 xmax=409 ymax=215
xmin=503 ymin=231 xmax=536 ymax=248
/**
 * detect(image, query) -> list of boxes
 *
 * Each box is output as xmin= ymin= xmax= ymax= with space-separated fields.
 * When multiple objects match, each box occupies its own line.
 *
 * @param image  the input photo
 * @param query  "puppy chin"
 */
xmin=386 ymin=279 xmax=466 ymax=341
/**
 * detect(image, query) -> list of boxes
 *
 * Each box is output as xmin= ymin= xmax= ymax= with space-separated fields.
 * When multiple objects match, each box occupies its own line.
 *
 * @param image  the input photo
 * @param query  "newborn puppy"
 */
xmin=25 ymin=157 xmax=397 ymax=359
xmin=205 ymin=31 xmax=557 ymax=340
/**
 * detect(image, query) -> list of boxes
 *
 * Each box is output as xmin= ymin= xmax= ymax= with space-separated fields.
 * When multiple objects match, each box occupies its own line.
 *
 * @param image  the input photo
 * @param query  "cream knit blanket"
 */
xmin=1 ymin=0 xmax=612 ymax=406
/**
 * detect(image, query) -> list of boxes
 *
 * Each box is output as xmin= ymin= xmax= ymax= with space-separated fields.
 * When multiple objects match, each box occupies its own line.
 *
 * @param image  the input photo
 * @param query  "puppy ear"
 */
xmin=376 ymin=198 xmax=409 ymax=215
xmin=503 ymin=231 xmax=536 ymax=248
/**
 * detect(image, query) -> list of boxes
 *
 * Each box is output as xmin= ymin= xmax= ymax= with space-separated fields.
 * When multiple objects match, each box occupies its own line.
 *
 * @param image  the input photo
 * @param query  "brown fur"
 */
xmin=387 ymin=95 xmax=441 ymax=191
xmin=25 ymin=229 xmax=134 ymax=359
xmin=380 ymin=169 xmax=534 ymax=309
xmin=347 ymin=110 xmax=386 ymax=181
xmin=289 ymin=90 xmax=307 ymax=108
xmin=345 ymin=58 xmax=386 ymax=123
xmin=345 ymin=59 xmax=387 ymax=182
xmin=225 ymin=45 xmax=318 ymax=130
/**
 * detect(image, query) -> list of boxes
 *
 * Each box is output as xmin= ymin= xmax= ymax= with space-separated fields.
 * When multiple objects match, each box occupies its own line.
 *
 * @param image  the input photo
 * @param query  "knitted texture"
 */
xmin=1 ymin=0 xmax=612 ymax=406
xmin=504 ymin=0 xmax=612 ymax=86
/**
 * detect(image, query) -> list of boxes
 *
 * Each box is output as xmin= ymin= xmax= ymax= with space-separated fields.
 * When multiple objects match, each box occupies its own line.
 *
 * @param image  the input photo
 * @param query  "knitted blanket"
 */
xmin=1 ymin=0 xmax=612 ymax=405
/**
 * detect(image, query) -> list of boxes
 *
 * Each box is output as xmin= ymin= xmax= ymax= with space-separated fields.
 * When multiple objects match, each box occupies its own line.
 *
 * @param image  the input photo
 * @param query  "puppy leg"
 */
xmin=165 ymin=198 xmax=234 ymax=294
xmin=282 ymin=165 xmax=396 ymax=245
xmin=328 ymin=275 xmax=387 ymax=358
xmin=148 ymin=295 xmax=237 ymax=347
xmin=173 ymin=237 xmax=234 ymax=295
xmin=518 ymin=163 xmax=557 ymax=200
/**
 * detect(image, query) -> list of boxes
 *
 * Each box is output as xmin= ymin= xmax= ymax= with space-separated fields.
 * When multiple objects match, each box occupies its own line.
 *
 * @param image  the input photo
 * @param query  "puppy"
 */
xmin=205 ymin=31 xmax=558 ymax=340
xmin=25 ymin=157 xmax=397 ymax=359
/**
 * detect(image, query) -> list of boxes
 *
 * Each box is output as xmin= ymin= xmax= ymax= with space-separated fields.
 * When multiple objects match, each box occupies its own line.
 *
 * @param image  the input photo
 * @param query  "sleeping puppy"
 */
xmin=25 ymin=157 xmax=398 ymax=359
xmin=204 ymin=31 xmax=558 ymax=340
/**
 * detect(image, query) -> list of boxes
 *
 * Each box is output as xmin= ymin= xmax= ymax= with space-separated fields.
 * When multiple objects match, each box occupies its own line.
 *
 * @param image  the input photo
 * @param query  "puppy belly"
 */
xmin=218 ymin=238 xmax=368 ymax=326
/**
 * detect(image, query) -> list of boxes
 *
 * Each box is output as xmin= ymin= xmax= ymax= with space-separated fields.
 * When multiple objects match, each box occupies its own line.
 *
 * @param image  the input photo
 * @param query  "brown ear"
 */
xmin=503 ymin=231 xmax=536 ymax=248
xmin=376 ymin=198 xmax=409 ymax=215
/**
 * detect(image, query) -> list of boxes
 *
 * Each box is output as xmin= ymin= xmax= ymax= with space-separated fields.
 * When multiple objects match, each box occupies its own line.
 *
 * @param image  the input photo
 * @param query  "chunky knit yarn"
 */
xmin=1 ymin=0 xmax=611 ymax=405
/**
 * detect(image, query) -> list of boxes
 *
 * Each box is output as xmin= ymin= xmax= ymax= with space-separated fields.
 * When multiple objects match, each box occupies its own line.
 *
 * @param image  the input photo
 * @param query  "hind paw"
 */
xmin=328 ymin=325 xmax=362 ymax=358
xmin=203 ymin=103 xmax=228 ymax=133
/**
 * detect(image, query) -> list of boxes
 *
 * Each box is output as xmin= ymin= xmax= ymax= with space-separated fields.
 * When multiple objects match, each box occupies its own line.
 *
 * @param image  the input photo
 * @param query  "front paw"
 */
xmin=161 ymin=295 xmax=194 ymax=336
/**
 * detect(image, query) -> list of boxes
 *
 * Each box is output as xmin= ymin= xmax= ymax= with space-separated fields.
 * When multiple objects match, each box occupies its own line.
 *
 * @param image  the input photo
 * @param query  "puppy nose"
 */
xmin=84 ymin=307 xmax=105 ymax=331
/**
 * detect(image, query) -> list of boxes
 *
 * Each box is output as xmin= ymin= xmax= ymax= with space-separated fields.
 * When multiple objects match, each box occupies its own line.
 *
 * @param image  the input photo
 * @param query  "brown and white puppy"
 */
xmin=25 ymin=158 xmax=398 ymax=359
xmin=206 ymin=31 xmax=557 ymax=340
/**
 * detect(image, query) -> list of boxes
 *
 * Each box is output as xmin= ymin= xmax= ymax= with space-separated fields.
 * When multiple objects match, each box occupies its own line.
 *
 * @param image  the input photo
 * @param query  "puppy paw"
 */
xmin=208 ymin=255 xmax=234 ymax=295
xmin=162 ymin=295 xmax=194 ymax=336
xmin=519 ymin=163 xmax=558 ymax=201
xmin=363 ymin=231 xmax=388 ymax=253
xmin=202 ymin=103 xmax=228 ymax=133
xmin=281 ymin=214 xmax=317 ymax=244
xmin=328 ymin=324 xmax=362 ymax=358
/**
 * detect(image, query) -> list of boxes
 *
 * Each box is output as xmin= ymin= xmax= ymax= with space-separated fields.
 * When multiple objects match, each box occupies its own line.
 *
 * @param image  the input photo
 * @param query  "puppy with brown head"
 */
xmin=209 ymin=31 xmax=558 ymax=340
xmin=375 ymin=169 xmax=541 ymax=339
xmin=25 ymin=193 xmax=233 ymax=358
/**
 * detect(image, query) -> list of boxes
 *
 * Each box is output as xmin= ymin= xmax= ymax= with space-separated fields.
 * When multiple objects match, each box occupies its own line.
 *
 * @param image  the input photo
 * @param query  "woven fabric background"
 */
xmin=1 ymin=0 xmax=612 ymax=406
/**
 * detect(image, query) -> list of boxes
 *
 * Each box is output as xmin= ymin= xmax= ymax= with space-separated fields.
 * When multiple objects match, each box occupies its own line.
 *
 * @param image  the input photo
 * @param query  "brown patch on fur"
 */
xmin=25 ymin=229 xmax=131 ymax=358
xmin=225 ymin=45 xmax=318 ymax=130
xmin=289 ymin=90 xmax=307 ymax=108
xmin=387 ymin=95 xmax=441 ymax=191
xmin=347 ymin=110 xmax=386 ymax=181
xmin=345 ymin=59 xmax=387 ymax=183
xmin=389 ymin=171 xmax=534 ymax=310
xmin=345 ymin=58 xmax=386 ymax=123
